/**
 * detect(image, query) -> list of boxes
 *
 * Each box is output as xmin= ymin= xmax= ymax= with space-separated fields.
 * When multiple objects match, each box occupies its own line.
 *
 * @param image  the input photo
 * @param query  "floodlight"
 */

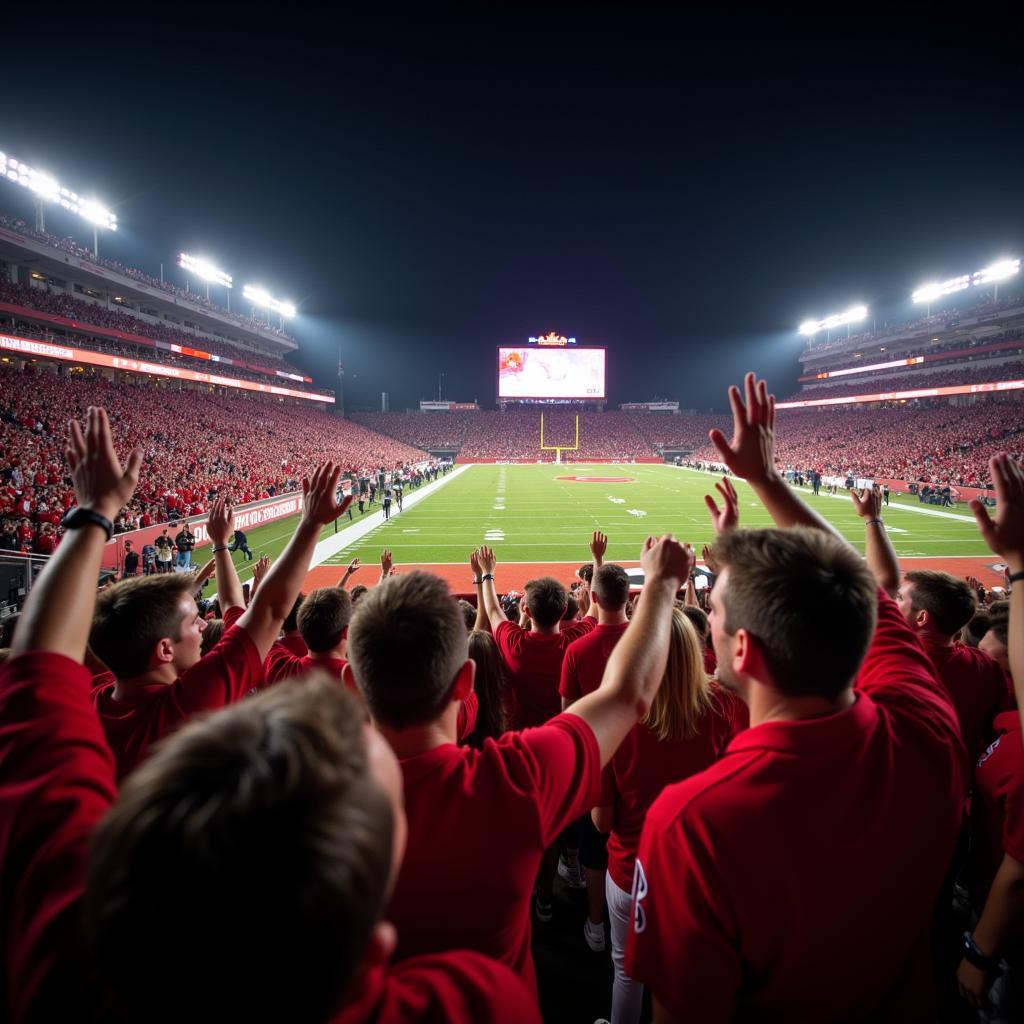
xmin=243 ymin=284 xmax=296 ymax=318
xmin=178 ymin=253 xmax=233 ymax=288
xmin=912 ymin=275 xmax=970 ymax=304
xmin=974 ymin=258 xmax=1019 ymax=285
xmin=797 ymin=305 xmax=868 ymax=336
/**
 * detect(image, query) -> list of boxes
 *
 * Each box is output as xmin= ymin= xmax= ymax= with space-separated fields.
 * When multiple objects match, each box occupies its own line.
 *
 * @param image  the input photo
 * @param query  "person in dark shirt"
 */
xmin=122 ymin=541 xmax=140 ymax=578
xmin=229 ymin=528 xmax=253 ymax=561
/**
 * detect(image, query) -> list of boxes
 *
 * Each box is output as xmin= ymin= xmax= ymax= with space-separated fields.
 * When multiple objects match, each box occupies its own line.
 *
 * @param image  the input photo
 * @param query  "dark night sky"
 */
xmin=2 ymin=15 xmax=1022 ymax=410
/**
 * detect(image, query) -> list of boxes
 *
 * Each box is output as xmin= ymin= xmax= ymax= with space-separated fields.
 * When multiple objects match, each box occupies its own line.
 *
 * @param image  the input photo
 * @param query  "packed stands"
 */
xmin=0 ymin=364 xmax=425 ymax=552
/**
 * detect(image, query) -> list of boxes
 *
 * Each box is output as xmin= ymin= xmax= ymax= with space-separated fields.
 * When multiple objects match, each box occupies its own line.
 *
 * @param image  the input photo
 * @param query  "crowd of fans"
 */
xmin=0 ymin=214 xmax=297 ymax=343
xmin=0 ymin=365 xmax=425 ymax=554
xmin=1 ymin=373 xmax=1021 ymax=1024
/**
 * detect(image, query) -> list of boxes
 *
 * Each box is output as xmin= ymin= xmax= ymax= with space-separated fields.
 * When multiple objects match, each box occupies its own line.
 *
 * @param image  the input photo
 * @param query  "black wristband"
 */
xmin=212 ymin=545 xmax=228 ymax=553
xmin=61 ymin=506 xmax=113 ymax=540
xmin=481 ymin=573 xmax=494 ymax=582
xmin=961 ymin=932 xmax=1000 ymax=972
xmin=1009 ymin=570 xmax=1024 ymax=584
xmin=472 ymin=576 xmax=482 ymax=585
xmin=866 ymin=518 xmax=884 ymax=526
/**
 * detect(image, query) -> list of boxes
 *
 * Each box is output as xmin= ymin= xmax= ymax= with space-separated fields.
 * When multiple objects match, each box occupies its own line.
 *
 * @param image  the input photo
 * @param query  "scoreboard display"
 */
xmin=498 ymin=346 xmax=605 ymax=400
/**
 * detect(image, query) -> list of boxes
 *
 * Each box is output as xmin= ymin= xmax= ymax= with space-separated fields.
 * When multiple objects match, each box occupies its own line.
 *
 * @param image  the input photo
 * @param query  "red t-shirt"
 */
xmin=387 ymin=713 xmax=601 ymax=995
xmin=278 ymin=633 xmax=308 ymax=658
xmin=558 ymin=621 xmax=629 ymax=703
xmin=494 ymin=617 xmax=596 ymax=728
xmin=920 ymin=636 xmax=1009 ymax=764
xmin=264 ymin=644 xmax=350 ymax=686
xmin=93 ymin=623 xmax=264 ymax=779
xmin=332 ymin=951 xmax=541 ymax=1024
xmin=970 ymin=710 xmax=1024 ymax=905
xmin=626 ymin=590 xmax=965 ymax=1022
xmin=0 ymin=652 xmax=117 ymax=1023
xmin=600 ymin=686 xmax=744 ymax=892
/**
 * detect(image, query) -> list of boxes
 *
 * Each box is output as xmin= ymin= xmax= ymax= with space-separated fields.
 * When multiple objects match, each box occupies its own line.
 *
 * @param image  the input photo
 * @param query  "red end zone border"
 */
xmin=303 ymin=556 xmax=1005 ymax=598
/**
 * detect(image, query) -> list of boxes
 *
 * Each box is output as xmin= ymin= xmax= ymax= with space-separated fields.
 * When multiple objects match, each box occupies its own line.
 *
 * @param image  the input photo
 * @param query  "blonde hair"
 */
xmin=643 ymin=608 xmax=712 ymax=741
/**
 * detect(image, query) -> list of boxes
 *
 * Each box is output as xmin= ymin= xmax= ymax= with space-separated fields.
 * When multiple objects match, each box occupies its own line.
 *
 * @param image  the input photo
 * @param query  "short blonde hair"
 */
xmin=643 ymin=608 xmax=712 ymax=741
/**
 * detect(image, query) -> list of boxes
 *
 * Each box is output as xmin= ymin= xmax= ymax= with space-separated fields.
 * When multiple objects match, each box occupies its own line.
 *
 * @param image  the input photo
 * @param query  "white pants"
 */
xmin=606 ymin=874 xmax=644 ymax=1024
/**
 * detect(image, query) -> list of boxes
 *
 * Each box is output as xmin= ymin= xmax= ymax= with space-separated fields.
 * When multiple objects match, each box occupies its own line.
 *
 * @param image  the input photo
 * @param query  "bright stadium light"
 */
xmin=178 ymin=252 xmax=232 ymax=288
xmin=798 ymin=305 xmax=869 ymax=338
xmin=974 ymin=258 xmax=1019 ymax=285
xmin=912 ymin=258 xmax=1019 ymax=310
xmin=912 ymin=275 xmax=970 ymax=305
xmin=0 ymin=149 xmax=117 ymax=253
xmin=243 ymin=284 xmax=297 ymax=320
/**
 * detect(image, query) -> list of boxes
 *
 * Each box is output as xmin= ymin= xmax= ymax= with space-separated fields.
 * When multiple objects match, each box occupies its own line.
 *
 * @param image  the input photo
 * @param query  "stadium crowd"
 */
xmin=0 ymin=214 xmax=297 ymax=343
xmin=1 ymin=372 xmax=1022 ymax=1024
xmin=0 ymin=365 xmax=425 ymax=553
xmin=789 ymin=361 xmax=1024 ymax=402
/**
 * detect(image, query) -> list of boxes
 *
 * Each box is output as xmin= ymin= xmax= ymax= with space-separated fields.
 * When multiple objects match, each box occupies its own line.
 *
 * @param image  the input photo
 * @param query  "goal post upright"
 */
xmin=539 ymin=412 xmax=580 ymax=465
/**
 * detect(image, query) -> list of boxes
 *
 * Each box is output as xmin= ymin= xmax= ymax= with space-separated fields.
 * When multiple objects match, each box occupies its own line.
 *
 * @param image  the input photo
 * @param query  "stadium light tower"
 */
xmin=178 ymin=253 xmax=233 ymax=307
xmin=243 ymin=284 xmax=297 ymax=326
xmin=797 ymin=304 xmax=869 ymax=342
xmin=912 ymin=257 xmax=1020 ymax=312
xmin=0 ymin=149 xmax=117 ymax=255
xmin=974 ymin=258 xmax=1019 ymax=302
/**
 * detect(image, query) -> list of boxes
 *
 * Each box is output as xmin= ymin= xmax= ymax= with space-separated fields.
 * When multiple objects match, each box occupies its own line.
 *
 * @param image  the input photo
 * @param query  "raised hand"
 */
xmin=704 ymin=476 xmax=740 ymax=535
xmin=640 ymin=534 xmax=695 ymax=587
xmin=301 ymin=462 xmax=354 ymax=526
xmin=478 ymin=545 xmax=497 ymax=573
xmin=65 ymin=406 xmax=143 ymax=522
xmin=380 ymin=548 xmax=394 ymax=577
xmin=971 ymin=453 xmax=1024 ymax=569
xmin=590 ymin=530 xmax=608 ymax=565
xmin=850 ymin=483 xmax=883 ymax=521
xmin=206 ymin=494 xmax=233 ymax=547
xmin=469 ymin=550 xmax=483 ymax=577
xmin=343 ymin=558 xmax=361 ymax=577
xmin=252 ymin=555 xmax=272 ymax=589
xmin=707 ymin=372 xmax=777 ymax=484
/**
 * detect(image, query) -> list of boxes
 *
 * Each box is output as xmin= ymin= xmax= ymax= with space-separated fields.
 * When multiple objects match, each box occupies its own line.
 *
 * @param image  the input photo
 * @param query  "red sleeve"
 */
xmin=0 ymin=652 xmax=117 ymax=1024
xmin=558 ymin=646 xmax=581 ymax=702
xmin=457 ymin=691 xmax=479 ymax=742
xmin=173 ymin=624 xmax=265 ymax=714
xmin=223 ymin=605 xmax=245 ymax=628
xmin=263 ymin=643 xmax=303 ymax=685
xmin=561 ymin=617 xmax=596 ymax=642
xmin=626 ymin=787 xmax=740 ymax=1022
xmin=855 ymin=589 xmax=966 ymax=776
xmin=509 ymin=713 xmax=602 ymax=845
xmin=493 ymin=619 xmax=525 ymax=659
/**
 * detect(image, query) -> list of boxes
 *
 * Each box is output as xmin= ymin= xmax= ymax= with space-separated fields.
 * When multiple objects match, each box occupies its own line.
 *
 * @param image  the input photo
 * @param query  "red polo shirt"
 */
xmin=93 ymin=623 xmax=264 ymax=779
xmin=264 ymin=644 xmax=349 ymax=686
xmin=627 ymin=590 xmax=965 ymax=1022
xmin=920 ymin=636 xmax=1009 ymax=764
xmin=494 ymin=617 xmax=595 ymax=728
xmin=387 ymin=713 xmax=601 ymax=995
xmin=970 ymin=711 xmax=1024 ymax=905
xmin=559 ymin=620 xmax=629 ymax=704
xmin=601 ymin=686 xmax=744 ymax=892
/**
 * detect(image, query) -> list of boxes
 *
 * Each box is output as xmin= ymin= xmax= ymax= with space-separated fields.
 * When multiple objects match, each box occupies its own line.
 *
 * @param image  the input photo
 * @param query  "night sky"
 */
xmin=2 ymin=15 xmax=1022 ymax=411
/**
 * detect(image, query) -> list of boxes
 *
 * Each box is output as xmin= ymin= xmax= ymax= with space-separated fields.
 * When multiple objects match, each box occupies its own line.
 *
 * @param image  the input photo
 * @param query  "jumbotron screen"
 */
xmin=498 ymin=346 xmax=606 ymax=399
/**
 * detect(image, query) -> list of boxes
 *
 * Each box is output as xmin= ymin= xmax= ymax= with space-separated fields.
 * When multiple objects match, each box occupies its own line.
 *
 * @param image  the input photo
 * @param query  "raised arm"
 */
xmin=851 ymin=484 xmax=900 ymax=596
xmin=12 ymin=407 xmax=141 ymax=660
xmin=249 ymin=555 xmax=272 ymax=599
xmin=190 ymin=556 xmax=217 ymax=597
xmin=237 ymin=463 xmax=352 ymax=659
xmin=586 ymin=530 xmax=607 ymax=617
xmin=337 ymin=557 xmax=361 ymax=589
xmin=470 ymin=549 xmax=490 ymax=633
xmin=207 ymin=495 xmax=244 ymax=613
xmin=476 ymin=545 xmax=508 ymax=630
xmin=708 ymin=373 xmax=843 ymax=538
xmin=380 ymin=548 xmax=394 ymax=584
xmin=971 ymin=452 xmax=1024 ymax=715
xmin=566 ymin=535 xmax=693 ymax=764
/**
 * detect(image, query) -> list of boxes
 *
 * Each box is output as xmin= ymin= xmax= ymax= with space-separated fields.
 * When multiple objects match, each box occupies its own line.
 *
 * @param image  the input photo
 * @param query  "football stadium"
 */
xmin=1 ymin=18 xmax=1022 ymax=1024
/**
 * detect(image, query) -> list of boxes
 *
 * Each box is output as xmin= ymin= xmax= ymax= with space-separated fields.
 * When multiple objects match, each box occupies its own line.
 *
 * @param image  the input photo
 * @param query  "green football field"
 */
xmin=219 ymin=465 xmax=990 ymax=587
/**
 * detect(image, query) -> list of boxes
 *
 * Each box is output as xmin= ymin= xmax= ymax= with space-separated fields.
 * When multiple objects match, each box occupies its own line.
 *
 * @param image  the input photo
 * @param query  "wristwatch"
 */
xmin=61 ymin=506 xmax=114 ymax=540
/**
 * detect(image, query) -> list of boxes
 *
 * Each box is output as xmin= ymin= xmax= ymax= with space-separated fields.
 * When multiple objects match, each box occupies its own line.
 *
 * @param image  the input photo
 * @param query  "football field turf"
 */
xmin=220 ymin=464 xmax=999 ymax=592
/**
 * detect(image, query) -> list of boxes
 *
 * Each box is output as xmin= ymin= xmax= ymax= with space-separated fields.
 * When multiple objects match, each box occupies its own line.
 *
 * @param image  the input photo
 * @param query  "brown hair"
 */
xmin=563 ymin=593 xmax=579 ymax=621
xmin=680 ymin=605 xmax=710 ymax=647
xmin=348 ymin=572 xmax=468 ymax=729
xmin=298 ymin=587 xmax=353 ymax=654
xmin=643 ymin=609 xmax=712 ymax=740
xmin=524 ymin=576 xmax=567 ymax=628
xmin=282 ymin=592 xmax=305 ymax=634
xmin=199 ymin=618 xmax=225 ymax=657
xmin=86 ymin=675 xmax=392 ymax=1024
xmin=349 ymin=584 xmax=369 ymax=606
xmin=712 ymin=527 xmax=877 ymax=700
xmin=593 ymin=563 xmax=630 ymax=612
xmin=465 ymin=629 xmax=509 ymax=748
xmin=90 ymin=574 xmax=197 ymax=678
xmin=904 ymin=570 xmax=977 ymax=637
xmin=457 ymin=599 xmax=477 ymax=630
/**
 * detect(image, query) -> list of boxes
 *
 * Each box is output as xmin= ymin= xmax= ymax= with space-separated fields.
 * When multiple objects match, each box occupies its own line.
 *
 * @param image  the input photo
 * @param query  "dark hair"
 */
xmin=524 ymin=577 xmax=567 ymax=629
xmin=199 ymin=618 xmax=225 ymax=657
xmin=712 ymin=527 xmax=877 ymax=700
xmin=349 ymin=584 xmax=369 ymax=606
xmin=457 ymin=598 xmax=477 ymax=630
xmin=464 ymin=630 xmax=508 ymax=748
xmin=282 ymin=593 xmax=305 ymax=634
xmin=680 ymin=605 xmax=710 ymax=646
xmin=592 ymin=563 xmax=630 ymax=612
xmin=577 ymin=564 xmax=594 ymax=585
xmin=562 ymin=593 xmax=579 ymax=622
xmin=904 ymin=570 xmax=976 ymax=637
xmin=348 ymin=572 xmax=468 ymax=729
xmin=961 ymin=610 xmax=990 ymax=648
xmin=986 ymin=602 xmax=1009 ymax=647
xmin=90 ymin=574 xmax=197 ymax=678
xmin=298 ymin=588 xmax=353 ymax=654
xmin=86 ymin=675 xmax=392 ymax=1024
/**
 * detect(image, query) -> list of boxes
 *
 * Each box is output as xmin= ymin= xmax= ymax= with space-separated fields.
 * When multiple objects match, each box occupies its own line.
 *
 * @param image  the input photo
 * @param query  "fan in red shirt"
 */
xmin=89 ymin=465 xmax=354 ymax=779
xmin=344 ymin=534 xmax=694 ymax=1000
xmin=593 ymin=604 xmax=744 ymax=1024
xmin=627 ymin=374 xmax=966 ymax=1023
xmin=0 ymin=406 xmax=538 ymax=1024
xmin=895 ymin=568 xmax=1011 ymax=763
xmin=264 ymin=583 xmax=354 ymax=685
